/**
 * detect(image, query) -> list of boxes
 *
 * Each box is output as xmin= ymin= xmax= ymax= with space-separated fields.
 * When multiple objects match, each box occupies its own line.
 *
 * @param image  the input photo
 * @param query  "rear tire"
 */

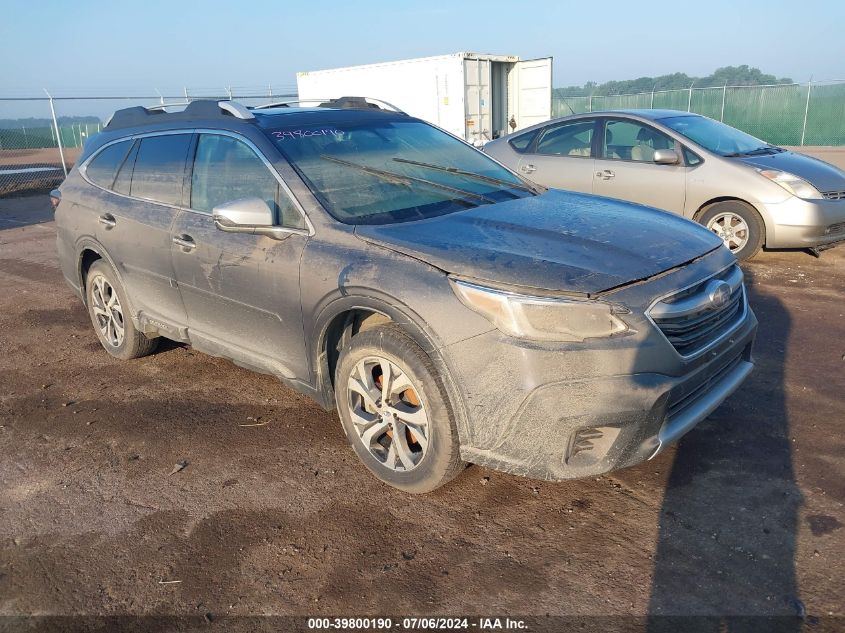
xmin=698 ymin=200 xmax=765 ymax=260
xmin=335 ymin=324 xmax=464 ymax=493
xmin=85 ymin=260 xmax=158 ymax=360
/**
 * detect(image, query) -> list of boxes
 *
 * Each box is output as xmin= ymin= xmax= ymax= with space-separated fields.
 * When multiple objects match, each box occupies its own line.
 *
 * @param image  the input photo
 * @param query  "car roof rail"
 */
xmin=251 ymin=96 xmax=406 ymax=114
xmin=104 ymin=99 xmax=255 ymax=129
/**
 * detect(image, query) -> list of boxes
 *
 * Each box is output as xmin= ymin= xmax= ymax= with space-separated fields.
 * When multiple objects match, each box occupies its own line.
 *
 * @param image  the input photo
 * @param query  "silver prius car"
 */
xmin=53 ymin=99 xmax=756 ymax=492
xmin=484 ymin=110 xmax=845 ymax=260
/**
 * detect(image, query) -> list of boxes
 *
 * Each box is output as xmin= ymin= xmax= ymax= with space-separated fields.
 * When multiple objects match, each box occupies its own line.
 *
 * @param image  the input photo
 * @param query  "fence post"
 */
xmin=44 ymin=90 xmax=68 ymax=177
xmin=268 ymin=83 xmax=273 ymax=99
xmin=184 ymin=87 xmax=189 ymax=102
xmin=720 ymin=83 xmax=727 ymax=121
xmin=687 ymin=80 xmax=696 ymax=112
xmin=800 ymin=81 xmax=812 ymax=146
xmin=588 ymin=95 xmax=592 ymax=112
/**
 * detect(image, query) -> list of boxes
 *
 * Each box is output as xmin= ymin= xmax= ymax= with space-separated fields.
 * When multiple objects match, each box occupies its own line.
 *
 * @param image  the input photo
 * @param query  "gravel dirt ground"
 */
xmin=1 ymin=195 xmax=843 ymax=631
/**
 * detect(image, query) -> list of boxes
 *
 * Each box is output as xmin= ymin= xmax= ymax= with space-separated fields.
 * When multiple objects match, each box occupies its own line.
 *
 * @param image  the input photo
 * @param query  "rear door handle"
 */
xmin=596 ymin=170 xmax=615 ymax=180
xmin=98 ymin=213 xmax=116 ymax=228
xmin=172 ymin=234 xmax=196 ymax=250
xmin=521 ymin=164 xmax=537 ymax=174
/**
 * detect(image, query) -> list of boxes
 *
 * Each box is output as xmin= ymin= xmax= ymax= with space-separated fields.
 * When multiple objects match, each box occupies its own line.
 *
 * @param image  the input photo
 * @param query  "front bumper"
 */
xmin=444 ymin=252 xmax=758 ymax=481
xmin=759 ymin=196 xmax=845 ymax=248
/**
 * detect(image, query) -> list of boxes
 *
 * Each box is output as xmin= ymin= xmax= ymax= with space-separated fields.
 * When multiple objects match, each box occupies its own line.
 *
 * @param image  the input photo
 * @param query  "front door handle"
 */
xmin=98 ymin=213 xmax=116 ymax=228
xmin=521 ymin=164 xmax=537 ymax=174
xmin=596 ymin=170 xmax=615 ymax=180
xmin=172 ymin=234 xmax=196 ymax=250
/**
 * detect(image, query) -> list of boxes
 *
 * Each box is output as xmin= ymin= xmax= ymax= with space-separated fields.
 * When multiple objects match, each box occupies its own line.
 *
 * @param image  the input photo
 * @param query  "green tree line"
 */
xmin=555 ymin=65 xmax=793 ymax=97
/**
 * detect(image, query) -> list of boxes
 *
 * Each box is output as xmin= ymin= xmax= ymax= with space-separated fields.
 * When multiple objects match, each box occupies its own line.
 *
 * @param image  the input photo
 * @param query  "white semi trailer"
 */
xmin=296 ymin=52 xmax=553 ymax=144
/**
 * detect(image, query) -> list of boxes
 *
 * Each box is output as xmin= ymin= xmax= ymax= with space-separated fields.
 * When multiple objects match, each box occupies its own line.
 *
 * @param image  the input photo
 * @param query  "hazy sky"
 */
xmin=2 ymin=0 xmax=843 ymax=97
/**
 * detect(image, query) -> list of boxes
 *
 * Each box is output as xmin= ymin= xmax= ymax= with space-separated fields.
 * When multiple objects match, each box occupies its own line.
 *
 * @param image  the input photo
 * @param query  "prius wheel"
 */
xmin=85 ymin=260 xmax=158 ymax=360
xmin=335 ymin=324 xmax=463 ymax=493
xmin=699 ymin=201 xmax=764 ymax=260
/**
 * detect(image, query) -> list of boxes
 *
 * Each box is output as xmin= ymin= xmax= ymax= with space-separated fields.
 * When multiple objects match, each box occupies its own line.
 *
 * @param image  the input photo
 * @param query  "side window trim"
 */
xmin=109 ymin=139 xmax=137 ymax=190
xmin=79 ymin=129 xmax=314 ymax=236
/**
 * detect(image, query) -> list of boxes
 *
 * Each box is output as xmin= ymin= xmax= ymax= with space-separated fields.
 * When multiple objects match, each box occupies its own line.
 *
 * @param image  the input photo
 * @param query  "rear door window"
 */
xmin=534 ymin=119 xmax=596 ymax=157
xmin=86 ymin=140 xmax=132 ymax=189
xmin=129 ymin=134 xmax=192 ymax=206
xmin=508 ymin=130 xmax=538 ymax=153
xmin=190 ymin=133 xmax=305 ymax=229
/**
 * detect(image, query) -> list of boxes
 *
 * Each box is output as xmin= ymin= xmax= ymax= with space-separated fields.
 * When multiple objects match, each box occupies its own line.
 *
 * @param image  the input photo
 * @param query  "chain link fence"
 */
xmin=0 ymin=89 xmax=295 ymax=198
xmin=552 ymin=80 xmax=845 ymax=146
xmin=2 ymin=81 xmax=843 ymax=198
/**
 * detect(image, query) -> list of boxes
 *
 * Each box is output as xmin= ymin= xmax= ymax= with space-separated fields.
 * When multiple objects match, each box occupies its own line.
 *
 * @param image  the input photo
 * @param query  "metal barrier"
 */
xmin=552 ymin=80 xmax=845 ymax=147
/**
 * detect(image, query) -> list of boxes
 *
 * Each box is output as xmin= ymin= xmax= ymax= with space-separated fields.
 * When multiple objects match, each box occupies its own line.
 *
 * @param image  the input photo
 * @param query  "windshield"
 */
xmin=265 ymin=118 xmax=533 ymax=225
xmin=659 ymin=115 xmax=779 ymax=157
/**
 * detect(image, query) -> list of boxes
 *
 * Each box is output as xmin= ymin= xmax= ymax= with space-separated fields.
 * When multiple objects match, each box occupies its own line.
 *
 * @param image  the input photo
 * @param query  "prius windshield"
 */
xmin=265 ymin=117 xmax=534 ymax=225
xmin=659 ymin=115 xmax=779 ymax=157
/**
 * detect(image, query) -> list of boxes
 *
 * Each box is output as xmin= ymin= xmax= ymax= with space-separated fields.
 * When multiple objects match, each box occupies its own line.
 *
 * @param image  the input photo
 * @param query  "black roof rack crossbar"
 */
xmin=104 ymin=99 xmax=255 ymax=129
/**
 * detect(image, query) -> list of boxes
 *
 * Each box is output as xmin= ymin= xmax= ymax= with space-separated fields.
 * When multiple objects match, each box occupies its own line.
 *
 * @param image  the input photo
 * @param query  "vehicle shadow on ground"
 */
xmin=0 ymin=194 xmax=55 ymax=230
xmin=647 ymin=269 xmax=804 ymax=632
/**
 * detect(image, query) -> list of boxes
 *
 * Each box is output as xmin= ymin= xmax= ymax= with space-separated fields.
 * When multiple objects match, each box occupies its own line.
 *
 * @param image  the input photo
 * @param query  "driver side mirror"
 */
xmin=212 ymin=197 xmax=289 ymax=240
xmin=653 ymin=149 xmax=680 ymax=165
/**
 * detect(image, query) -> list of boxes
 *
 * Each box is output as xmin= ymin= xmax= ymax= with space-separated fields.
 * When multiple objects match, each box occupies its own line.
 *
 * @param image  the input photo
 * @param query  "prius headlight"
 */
xmin=450 ymin=278 xmax=630 ymax=342
xmin=757 ymin=169 xmax=823 ymax=200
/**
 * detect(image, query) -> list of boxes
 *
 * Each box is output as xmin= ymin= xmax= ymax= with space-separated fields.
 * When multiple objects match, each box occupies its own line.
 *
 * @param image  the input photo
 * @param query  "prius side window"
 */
xmin=190 ymin=134 xmax=305 ymax=229
xmin=535 ymin=120 xmax=595 ymax=157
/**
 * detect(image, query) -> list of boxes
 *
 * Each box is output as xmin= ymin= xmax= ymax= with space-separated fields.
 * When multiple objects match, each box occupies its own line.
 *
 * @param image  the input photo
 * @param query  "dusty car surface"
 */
xmin=484 ymin=110 xmax=845 ymax=260
xmin=53 ymin=98 xmax=757 ymax=492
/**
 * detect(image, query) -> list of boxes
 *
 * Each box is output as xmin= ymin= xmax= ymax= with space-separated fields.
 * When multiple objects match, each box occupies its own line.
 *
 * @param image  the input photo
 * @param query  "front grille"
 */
xmin=649 ymin=265 xmax=746 ymax=358
xmin=822 ymin=190 xmax=845 ymax=200
xmin=827 ymin=221 xmax=845 ymax=236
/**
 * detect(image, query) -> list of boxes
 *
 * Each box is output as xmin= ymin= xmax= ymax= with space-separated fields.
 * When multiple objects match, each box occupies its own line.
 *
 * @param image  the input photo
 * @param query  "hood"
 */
xmin=355 ymin=190 xmax=722 ymax=295
xmin=736 ymin=151 xmax=845 ymax=193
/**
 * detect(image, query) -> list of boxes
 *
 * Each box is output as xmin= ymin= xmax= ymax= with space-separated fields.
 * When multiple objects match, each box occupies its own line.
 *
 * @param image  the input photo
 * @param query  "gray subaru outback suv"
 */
xmin=53 ymin=98 xmax=757 ymax=492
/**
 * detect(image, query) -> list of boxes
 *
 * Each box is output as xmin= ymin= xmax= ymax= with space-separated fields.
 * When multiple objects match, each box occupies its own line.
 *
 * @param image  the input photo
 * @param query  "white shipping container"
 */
xmin=296 ymin=52 xmax=552 ymax=143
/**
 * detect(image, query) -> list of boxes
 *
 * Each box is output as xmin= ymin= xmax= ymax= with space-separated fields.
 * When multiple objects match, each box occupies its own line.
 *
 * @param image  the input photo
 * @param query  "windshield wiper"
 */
xmin=392 ymin=157 xmax=541 ymax=193
xmin=726 ymin=145 xmax=782 ymax=157
xmin=320 ymin=155 xmax=497 ymax=204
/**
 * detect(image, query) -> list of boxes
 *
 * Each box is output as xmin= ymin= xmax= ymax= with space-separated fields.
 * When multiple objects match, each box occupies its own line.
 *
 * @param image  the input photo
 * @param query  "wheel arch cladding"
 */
xmin=313 ymin=295 xmax=473 ymax=447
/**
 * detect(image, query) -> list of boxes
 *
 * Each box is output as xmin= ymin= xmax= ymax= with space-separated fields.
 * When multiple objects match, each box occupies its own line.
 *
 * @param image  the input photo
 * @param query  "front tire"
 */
xmin=698 ymin=200 xmax=765 ymax=260
xmin=335 ymin=324 xmax=464 ymax=493
xmin=85 ymin=260 xmax=158 ymax=360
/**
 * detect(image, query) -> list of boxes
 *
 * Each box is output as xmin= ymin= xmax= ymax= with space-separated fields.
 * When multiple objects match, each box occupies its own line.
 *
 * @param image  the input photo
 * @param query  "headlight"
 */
xmin=450 ymin=278 xmax=630 ymax=342
xmin=758 ymin=169 xmax=823 ymax=199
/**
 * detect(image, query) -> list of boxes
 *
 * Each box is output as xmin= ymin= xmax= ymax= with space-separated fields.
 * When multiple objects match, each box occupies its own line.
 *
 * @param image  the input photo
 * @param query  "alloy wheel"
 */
xmin=91 ymin=274 xmax=125 ymax=347
xmin=346 ymin=356 xmax=430 ymax=472
xmin=707 ymin=212 xmax=749 ymax=252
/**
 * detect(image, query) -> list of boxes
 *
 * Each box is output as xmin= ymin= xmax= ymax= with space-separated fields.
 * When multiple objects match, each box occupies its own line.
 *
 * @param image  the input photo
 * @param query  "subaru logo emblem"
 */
xmin=705 ymin=280 xmax=731 ymax=309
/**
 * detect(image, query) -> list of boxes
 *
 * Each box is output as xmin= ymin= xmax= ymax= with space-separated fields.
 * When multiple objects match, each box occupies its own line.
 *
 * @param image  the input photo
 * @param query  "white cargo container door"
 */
xmin=463 ymin=58 xmax=491 ymax=144
xmin=515 ymin=57 xmax=552 ymax=130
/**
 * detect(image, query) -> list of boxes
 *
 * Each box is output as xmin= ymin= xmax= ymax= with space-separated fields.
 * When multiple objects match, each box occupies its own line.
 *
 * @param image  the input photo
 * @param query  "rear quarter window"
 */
xmin=85 ymin=140 xmax=132 ymax=189
xmin=128 ymin=134 xmax=193 ymax=206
